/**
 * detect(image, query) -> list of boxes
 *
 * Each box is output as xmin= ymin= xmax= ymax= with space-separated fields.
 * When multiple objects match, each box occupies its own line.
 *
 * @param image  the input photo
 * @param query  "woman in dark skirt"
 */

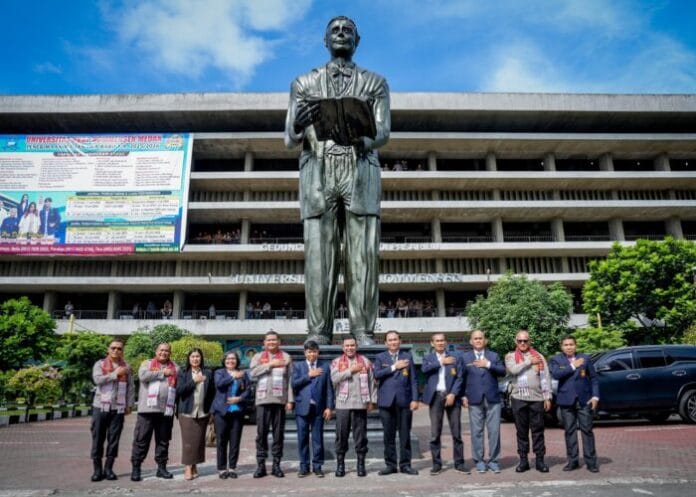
xmin=212 ymin=351 xmax=250 ymax=479
xmin=176 ymin=348 xmax=214 ymax=480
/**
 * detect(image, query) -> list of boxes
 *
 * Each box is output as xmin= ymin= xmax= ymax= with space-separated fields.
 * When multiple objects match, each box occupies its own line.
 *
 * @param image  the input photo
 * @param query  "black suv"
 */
xmin=592 ymin=344 xmax=696 ymax=423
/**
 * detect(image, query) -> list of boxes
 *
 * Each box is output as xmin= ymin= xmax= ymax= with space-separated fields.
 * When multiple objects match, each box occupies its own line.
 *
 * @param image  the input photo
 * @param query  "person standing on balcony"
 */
xmin=505 ymin=329 xmax=552 ymax=473
xmin=90 ymin=338 xmax=134 ymax=482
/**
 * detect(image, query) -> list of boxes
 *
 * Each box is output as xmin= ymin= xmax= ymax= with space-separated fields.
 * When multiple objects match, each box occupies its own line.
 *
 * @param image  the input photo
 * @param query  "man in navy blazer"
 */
xmin=421 ymin=333 xmax=465 ymax=475
xmin=291 ymin=340 xmax=335 ymax=477
xmin=550 ymin=335 xmax=600 ymax=473
xmin=374 ymin=330 xmax=419 ymax=475
xmin=461 ymin=330 xmax=507 ymax=474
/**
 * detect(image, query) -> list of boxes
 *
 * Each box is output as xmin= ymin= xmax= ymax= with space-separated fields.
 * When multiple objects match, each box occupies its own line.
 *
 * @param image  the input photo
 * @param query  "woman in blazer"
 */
xmin=176 ymin=348 xmax=214 ymax=480
xmin=212 ymin=351 xmax=250 ymax=479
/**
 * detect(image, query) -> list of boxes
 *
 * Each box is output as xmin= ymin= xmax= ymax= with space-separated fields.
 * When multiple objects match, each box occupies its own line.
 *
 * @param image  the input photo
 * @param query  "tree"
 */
xmin=0 ymin=297 xmax=57 ymax=370
xmin=683 ymin=323 xmax=696 ymax=345
xmin=55 ymin=332 xmax=112 ymax=403
xmin=170 ymin=336 xmax=224 ymax=368
xmin=572 ymin=327 xmax=626 ymax=354
xmin=466 ymin=273 xmax=573 ymax=357
xmin=582 ymin=238 xmax=696 ymax=344
xmin=7 ymin=365 xmax=62 ymax=406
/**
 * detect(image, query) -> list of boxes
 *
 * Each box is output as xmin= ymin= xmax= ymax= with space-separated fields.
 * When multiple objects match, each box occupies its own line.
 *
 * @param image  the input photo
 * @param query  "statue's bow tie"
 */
xmin=328 ymin=63 xmax=354 ymax=78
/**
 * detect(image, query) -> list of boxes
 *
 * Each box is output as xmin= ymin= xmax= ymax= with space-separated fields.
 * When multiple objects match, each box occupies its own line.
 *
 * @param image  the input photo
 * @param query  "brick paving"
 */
xmin=0 ymin=408 xmax=695 ymax=494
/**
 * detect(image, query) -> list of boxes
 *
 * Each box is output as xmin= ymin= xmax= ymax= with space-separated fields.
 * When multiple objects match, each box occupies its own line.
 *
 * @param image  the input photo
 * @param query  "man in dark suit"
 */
xmin=374 ymin=330 xmax=419 ymax=475
xmin=550 ymin=335 xmax=600 ymax=473
xmin=461 ymin=330 xmax=507 ymax=474
xmin=421 ymin=333 xmax=465 ymax=475
xmin=292 ymin=340 xmax=335 ymax=477
xmin=39 ymin=197 xmax=60 ymax=237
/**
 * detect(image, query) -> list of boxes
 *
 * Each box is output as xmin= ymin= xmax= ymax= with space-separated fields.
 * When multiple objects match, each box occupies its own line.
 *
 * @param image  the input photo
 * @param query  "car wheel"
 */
xmin=644 ymin=412 xmax=670 ymax=424
xmin=679 ymin=389 xmax=696 ymax=424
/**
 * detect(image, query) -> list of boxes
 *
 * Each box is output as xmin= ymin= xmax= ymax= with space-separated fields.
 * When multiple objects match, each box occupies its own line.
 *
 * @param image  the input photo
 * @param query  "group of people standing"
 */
xmin=89 ymin=328 xmax=600 ymax=482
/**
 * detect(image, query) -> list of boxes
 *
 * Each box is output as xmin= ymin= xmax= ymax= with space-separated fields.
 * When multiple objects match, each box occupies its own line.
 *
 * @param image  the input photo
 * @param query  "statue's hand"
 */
xmin=294 ymin=100 xmax=321 ymax=132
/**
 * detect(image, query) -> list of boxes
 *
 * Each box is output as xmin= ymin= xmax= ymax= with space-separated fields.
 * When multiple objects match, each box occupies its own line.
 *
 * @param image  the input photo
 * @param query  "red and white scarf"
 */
xmin=335 ymin=354 xmax=371 ymax=404
xmin=514 ymin=347 xmax=549 ymax=398
xmin=257 ymin=350 xmax=285 ymax=398
xmin=100 ymin=357 xmax=128 ymax=413
xmin=147 ymin=358 xmax=177 ymax=416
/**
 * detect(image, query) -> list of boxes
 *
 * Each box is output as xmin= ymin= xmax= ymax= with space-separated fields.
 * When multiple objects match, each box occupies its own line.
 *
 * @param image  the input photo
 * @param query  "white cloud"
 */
xmin=34 ymin=62 xmax=62 ymax=75
xmin=102 ymin=0 xmax=311 ymax=86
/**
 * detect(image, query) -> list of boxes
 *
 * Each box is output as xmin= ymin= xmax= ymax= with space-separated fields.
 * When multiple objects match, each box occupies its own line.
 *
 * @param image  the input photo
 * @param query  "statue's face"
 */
xmin=325 ymin=18 xmax=358 ymax=57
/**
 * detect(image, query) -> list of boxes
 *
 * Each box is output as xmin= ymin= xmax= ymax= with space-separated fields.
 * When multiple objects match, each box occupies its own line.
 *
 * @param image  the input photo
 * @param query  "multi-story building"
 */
xmin=1 ymin=92 xmax=695 ymax=352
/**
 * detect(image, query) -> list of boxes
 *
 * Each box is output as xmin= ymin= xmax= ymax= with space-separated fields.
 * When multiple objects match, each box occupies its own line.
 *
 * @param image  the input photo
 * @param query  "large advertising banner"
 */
xmin=0 ymin=133 xmax=192 ymax=255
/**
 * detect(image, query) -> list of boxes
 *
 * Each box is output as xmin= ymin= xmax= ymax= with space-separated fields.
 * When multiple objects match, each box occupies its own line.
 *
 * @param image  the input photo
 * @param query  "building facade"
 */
xmin=1 ymin=92 xmax=695 ymax=351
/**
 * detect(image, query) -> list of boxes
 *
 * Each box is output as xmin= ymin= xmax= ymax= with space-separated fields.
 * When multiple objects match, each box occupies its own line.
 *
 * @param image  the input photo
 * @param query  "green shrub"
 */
xmin=572 ymin=326 xmax=626 ymax=354
xmin=7 ymin=365 xmax=62 ymax=406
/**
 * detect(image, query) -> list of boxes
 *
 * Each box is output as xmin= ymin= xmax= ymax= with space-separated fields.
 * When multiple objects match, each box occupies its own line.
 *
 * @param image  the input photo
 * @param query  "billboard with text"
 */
xmin=0 ymin=133 xmax=192 ymax=255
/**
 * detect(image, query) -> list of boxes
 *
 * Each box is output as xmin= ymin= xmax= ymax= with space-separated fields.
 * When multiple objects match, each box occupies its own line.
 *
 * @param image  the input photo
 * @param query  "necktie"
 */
xmin=476 ymin=352 xmax=483 ymax=361
xmin=392 ymin=354 xmax=398 ymax=364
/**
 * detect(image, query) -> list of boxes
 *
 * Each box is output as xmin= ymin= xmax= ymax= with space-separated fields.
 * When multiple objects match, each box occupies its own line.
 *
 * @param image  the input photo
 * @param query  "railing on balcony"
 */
xmin=243 ymin=309 xmax=306 ymax=320
xmin=503 ymin=235 xmax=555 ymax=242
xmin=181 ymin=310 xmax=240 ymax=320
xmin=624 ymin=234 xmax=668 ymax=241
xmin=440 ymin=235 xmax=495 ymax=243
xmin=564 ymin=234 xmax=612 ymax=241
xmin=52 ymin=310 xmax=108 ymax=319
xmin=249 ymin=237 xmax=303 ymax=244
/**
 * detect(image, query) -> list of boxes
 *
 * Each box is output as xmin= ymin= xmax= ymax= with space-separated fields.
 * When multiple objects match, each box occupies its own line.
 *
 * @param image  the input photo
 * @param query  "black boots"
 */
xmin=271 ymin=458 xmax=285 ymax=478
xmin=103 ymin=457 xmax=117 ymax=480
xmin=254 ymin=460 xmax=267 ymax=478
xmin=156 ymin=462 xmax=173 ymax=479
xmin=515 ymin=457 xmax=530 ymax=473
xmin=91 ymin=458 xmax=103 ymax=482
xmin=535 ymin=457 xmax=549 ymax=473
xmin=335 ymin=454 xmax=346 ymax=477
xmin=130 ymin=463 xmax=142 ymax=482
xmin=357 ymin=454 xmax=366 ymax=477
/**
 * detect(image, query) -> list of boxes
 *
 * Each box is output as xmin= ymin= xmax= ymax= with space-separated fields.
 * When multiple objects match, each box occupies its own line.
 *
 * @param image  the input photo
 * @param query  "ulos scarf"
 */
xmin=100 ymin=357 xmax=128 ymax=413
xmin=335 ymin=354 xmax=371 ymax=404
xmin=147 ymin=358 xmax=177 ymax=416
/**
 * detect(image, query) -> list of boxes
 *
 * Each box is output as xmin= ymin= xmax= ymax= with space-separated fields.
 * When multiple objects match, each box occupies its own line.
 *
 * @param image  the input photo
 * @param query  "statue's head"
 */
xmin=325 ymin=16 xmax=360 ymax=58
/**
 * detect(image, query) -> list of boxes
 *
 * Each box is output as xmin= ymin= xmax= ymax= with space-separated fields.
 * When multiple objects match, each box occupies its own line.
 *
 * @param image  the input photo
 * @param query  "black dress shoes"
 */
xmin=378 ymin=466 xmax=398 ymax=476
xmin=563 ymin=462 xmax=580 ymax=471
xmin=313 ymin=468 xmax=324 ymax=478
xmin=587 ymin=466 xmax=600 ymax=473
xmin=515 ymin=459 xmax=530 ymax=472
xmin=535 ymin=459 xmax=549 ymax=473
xmin=297 ymin=468 xmax=310 ymax=478
xmin=454 ymin=464 xmax=470 ymax=474
xmin=400 ymin=466 xmax=418 ymax=475
xmin=430 ymin=464 xmax=442 ymax=475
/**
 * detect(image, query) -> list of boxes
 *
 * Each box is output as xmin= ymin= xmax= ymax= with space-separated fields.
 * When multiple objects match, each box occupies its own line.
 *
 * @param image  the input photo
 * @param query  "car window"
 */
xmin=665 ymin=347 xmax=696 ymax=364
xmin=600 ymin=351 xmax=634 ymax=371
xmin=636 ymin=349 xmax=666 ymax=369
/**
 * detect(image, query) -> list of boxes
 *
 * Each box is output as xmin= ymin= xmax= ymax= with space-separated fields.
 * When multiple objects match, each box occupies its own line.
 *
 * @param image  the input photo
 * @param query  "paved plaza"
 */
xmin=0 ymin=408 xmax=695 ymax=497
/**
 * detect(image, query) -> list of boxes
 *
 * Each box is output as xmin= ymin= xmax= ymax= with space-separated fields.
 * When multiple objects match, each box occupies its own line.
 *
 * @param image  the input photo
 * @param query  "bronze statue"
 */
xmin=285 ymin=16 xmax=390 ymax=345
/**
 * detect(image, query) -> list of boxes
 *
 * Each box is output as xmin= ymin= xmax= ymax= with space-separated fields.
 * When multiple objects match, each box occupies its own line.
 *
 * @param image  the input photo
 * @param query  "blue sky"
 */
xmin=2 ymin=0 xmax=696 ymax=95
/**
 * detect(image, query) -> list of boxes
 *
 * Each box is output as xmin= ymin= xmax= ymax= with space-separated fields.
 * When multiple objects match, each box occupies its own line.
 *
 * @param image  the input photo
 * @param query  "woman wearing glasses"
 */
xmin=90 ymin=338 xmax=135 ymax=482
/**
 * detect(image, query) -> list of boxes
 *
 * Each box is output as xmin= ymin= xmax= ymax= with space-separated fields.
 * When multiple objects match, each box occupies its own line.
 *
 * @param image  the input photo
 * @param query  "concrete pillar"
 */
xmin=43 ymin=291 xmax=56 ymax=315
xmin=173 ymin=290 xmax=184 ymax=319
xmin=654 ymin=154 xmax=670 ymax=171
xmin=427 ymin=151 xmax=437 ymax=171
xmin=241 ymin=219 xmax=251 ymax=243
xmin=239 ymin=290 xmax=248 ymax=320
xmin=543 ymin=153 xmax=556 ymax=171
xmin=609 ymin=219 xmax=625 ymax=241
xmin=436 ymin=288 xmax=446 ymax=317
xmin=107 ymin=291 xmax=120 ymax=319
xmin=666 ymin=217 xmax=684 ymax=239
xmin=551 ymin=218 xmax=565 ymax=241
xmin=599 ymin=153 xmax=614 ymax=171
xmin=244 ymin=151 xmax=254 ymax=172
xmin=492 ymin=217 xmax=504 ymax=242
xmin=485 ymin=153 xmax=497 ymax=171
xmin=431 ymin=218 xmax=442 ymax=243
